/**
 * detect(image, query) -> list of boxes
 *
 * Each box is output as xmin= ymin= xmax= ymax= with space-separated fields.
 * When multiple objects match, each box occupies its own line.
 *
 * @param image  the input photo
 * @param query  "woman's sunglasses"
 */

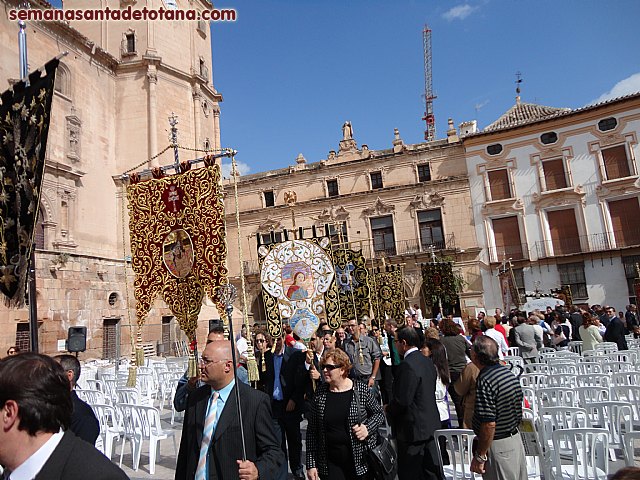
xmin=321 ymin=364 xmax=340 ymax=371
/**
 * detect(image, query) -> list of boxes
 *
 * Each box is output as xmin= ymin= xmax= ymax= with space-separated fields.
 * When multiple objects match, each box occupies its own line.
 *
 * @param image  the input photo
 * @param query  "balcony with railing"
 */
xmin=371 ymin=234 xmax=456 ymax=259
xmin=489 ymin=244 xmax=529 ymax=263
xmin=533 ymin=230 xmax=640 ymax=259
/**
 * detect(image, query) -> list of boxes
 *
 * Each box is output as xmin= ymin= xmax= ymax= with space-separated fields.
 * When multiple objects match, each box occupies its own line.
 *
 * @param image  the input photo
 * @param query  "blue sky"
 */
xmin=212 ymin=0 xmax=640 ymax=175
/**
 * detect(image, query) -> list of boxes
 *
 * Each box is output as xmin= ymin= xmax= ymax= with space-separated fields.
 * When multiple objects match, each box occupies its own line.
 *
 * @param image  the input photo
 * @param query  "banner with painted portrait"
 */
xmin=258 ymin=238 xmax=337 ymax=339
xmin=126 ymin=161 xmax=227 ymax=340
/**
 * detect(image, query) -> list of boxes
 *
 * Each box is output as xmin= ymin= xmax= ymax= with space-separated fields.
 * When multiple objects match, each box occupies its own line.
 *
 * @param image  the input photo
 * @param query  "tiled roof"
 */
xmin=484 ymin=99 xmax=571 ymax=132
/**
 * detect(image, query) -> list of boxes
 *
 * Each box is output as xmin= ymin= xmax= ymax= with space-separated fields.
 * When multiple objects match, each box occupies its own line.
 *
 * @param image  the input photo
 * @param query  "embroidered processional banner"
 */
xmin=371 ymin=267 xmax=405 ymax=326
xmin=127 ymin=162 xmax=227 ymax=340
xmin=0 ymin=58 xmax=59 ymax=306
xmin=421 ymin=261 xmax=459 ymax=307
xmin=498 ymin=266 xmax=521 ymax=312
xmin=331 ymin=246 xmax=370 ymax=323
xmin=258 ymin=238 xmax=338 ymax=339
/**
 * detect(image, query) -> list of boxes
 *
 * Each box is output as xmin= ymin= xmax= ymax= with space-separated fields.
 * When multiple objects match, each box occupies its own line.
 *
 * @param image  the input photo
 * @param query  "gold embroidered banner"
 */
xmin=372 ymin=267 xmax=405 ymax=326
xmin=126 ymin=163 xmax=227 ymax=340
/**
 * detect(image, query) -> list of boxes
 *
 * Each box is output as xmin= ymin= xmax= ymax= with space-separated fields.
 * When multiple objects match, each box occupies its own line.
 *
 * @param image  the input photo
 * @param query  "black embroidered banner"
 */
xmin=331 ymin=246 xmax=370 ymax=323
xmin=421 ymin=261 xmax=459 ymax=307
xmin=0 ymin=58 xmax=59 ymax=306
xmin=371 ymin=266 xmax=405 ymax=326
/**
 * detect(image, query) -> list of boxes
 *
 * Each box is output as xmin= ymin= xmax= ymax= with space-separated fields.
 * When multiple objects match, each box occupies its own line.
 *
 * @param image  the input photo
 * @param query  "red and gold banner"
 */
xmin=127 ymin=163 xmax=227 ymax=340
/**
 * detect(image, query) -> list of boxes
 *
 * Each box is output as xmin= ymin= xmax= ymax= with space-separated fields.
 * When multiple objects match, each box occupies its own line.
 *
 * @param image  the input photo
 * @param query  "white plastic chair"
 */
xmin=507 ymin=346 xmax=520 ymax=357
xmin=555 ymin=350 xmax=580 ymax=359
xmin=601 ymin=361 xmax=634 ymax=374
xmin=539 ymin=407 xmax=590 ymax=461
xmin=568 ymin=341 xmax=583 ymax=355
xmin=576 ymin=374 xmax=610 ymax=389
xmin=523 ymin=363 xmax=549 ymax=374
xmin=612 ymin=372 xmax=640 ymax=387
xmin=522 ymin=386 xmax=538 ymax=419
xmin=116 ymin=387 xmax=141 ymax=405
xmin=540 ymin=347 xmax=556 ymax=354
xmin=90 ymin=403 xmax=123 ymax=459
xmin=119 ymin=404 xmax=177 ymax=474
xmin=611 ymin=385 xmax=640 ymax=427
xmin=520 ymin=373 xmax=548 ymax=389
xmin=76 ymin=389 xmax=105 ymax=404
xmin=550 ymin=428 xmax=609 ymax=480
xmin=622 ymin=430 xmax=640 ymax=467
xmin=594 ymin=342 xmax=618 ymax=354
xmin=576 ymin=362 xmax=603 ymax=375
xmin=576 ymin=386 xmax=609 ymax=405
xmin=549 ymin=363 xmax=577 ymax=375
xmin=539 ymin=352 xmax=556 ymax=363
xmin=584 ymin=401 xmax=633 ymax=460
xmin=504 ymin=355 xmax=524 ymax=368
xmin=434 ymin=429 xmax=480 ymax=479
xmin=603 ymin=352 xmax=633 ymax=363
xmin=547 ymin=375 xmax=577 ymax=388
xmin=536 ymin=387 xmax=577 ymax=408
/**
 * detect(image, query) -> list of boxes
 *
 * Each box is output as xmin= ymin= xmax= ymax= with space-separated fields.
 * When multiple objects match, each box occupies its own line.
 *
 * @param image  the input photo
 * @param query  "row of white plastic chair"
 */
xmin=90 ymin=401 xmax=177 ymax=475
xmin=433 ymin=426 xmax=638 ymax=480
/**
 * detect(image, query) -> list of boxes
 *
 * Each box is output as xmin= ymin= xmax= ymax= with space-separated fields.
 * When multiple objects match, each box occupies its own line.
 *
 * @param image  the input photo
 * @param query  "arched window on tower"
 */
xmin=34 ymin=207 xmax=45 ymax=249
xmin=54 ymin=63 xmax=71 ymax=98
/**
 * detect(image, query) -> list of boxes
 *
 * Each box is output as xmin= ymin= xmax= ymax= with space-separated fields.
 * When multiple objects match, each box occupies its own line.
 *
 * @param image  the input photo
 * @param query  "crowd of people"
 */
xmin=2 ymin=301 xmax=640 ymax=479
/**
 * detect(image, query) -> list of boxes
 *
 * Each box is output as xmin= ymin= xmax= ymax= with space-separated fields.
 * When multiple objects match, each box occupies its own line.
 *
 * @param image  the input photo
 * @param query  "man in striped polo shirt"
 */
xmin=470 ymin=335 xmax=526 ymax=479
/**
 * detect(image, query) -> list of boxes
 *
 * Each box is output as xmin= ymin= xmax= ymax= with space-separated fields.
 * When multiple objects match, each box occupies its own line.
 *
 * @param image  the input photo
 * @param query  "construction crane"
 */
xmin=422 ymin=24 xmax=436 ymax=141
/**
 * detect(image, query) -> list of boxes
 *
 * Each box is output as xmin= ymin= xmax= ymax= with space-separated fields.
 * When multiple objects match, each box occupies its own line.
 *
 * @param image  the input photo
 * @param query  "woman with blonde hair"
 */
xmin=483 ymin=316 xmax=509 ymax=359
xmin=306 ymin=349 xmax=384 ymax=480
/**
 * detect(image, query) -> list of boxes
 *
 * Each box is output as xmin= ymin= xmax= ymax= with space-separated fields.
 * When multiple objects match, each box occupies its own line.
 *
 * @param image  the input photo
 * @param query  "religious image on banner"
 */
xmin=127 ymin=161 xmax=227 ymax=340
xmin=0 ymin=58 xmax=59 ymax=306
xmin=372 ymin=267 xmax=405 ymax=326
xmin=421 ymin=261 xmax=459 ymax=307
xmin=498 ymin=265 xmax=520 ymax=312
xmin=331 ymin=246 xmax=370 ymax=322
xmin=259 ymin=239 xmax=335 ymax=340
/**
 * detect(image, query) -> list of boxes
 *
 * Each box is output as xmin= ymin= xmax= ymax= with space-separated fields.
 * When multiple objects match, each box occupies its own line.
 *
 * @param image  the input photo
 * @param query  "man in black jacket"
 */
xmin=604 ymin=306 xmax=629 ymax=351
xmin=176 ymin=340 xmax=283 ymax=480
xmin=54 ymin=354 xmax=99 ymax=445
xmin=386 ymin=326 xmax=442 ymax=480
xmin=263 ymin=335 xmax=308 ymax=480
xmin=0 ymin=353 xmax=127 ymax=480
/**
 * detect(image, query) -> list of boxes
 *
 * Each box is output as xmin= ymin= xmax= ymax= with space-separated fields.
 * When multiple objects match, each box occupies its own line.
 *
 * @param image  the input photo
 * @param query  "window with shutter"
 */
xmin=542 ymin=158 xmax=568 ymax=190
xmin=492 ymin=216 xmax=524 ymax=260
xmin=488 ymin=169 xmax=512 ymax=200
xmin=609 ymin=198 xmax=640 ymax=247
xmin=602 ymin=145 xmax=631 ymax=180
xmin=547 ymin=209 xmax=581 ymax=255
xmin=557 ymin=262 xmax=587 ymax=299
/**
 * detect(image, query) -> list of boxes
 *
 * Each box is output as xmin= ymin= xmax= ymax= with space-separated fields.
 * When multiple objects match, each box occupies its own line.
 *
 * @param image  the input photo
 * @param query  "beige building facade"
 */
xmin=223 ymin=123 xmax=484 ymax=325
xmin=0 ymin=0 xmax=222 ymax=357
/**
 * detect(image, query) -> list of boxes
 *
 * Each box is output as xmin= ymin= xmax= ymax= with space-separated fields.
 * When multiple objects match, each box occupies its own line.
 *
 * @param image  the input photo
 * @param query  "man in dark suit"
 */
xmin=604 ymin=306 xmax=629 ymax=351
xmin=0 ymin=353 xmax=128 ymax=480
xmin=176 ymin=340 xmax=283 ymax=480
xmin=386 ymin=326 xmax=442 ymax=480
xmin=54 ymin=354 xmax=100 ymax=445
xmin=262 ymin=335 xmax=308 ymax=480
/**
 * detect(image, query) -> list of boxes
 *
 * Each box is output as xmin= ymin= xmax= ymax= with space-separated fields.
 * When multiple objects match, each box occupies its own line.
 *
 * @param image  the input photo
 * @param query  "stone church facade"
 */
xmin=0 ymin=0 xmax=221 ymax=357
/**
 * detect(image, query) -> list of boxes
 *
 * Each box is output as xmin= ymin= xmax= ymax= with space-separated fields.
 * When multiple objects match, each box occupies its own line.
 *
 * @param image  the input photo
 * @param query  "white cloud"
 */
xmin=221 ymin=161 xmax=251 ymax=178
xmin=591 ymin=72 xmax=640 ymax=104
xmin=474 ymin=99 xmax=489 ymax=111
xmin=443 ymin=4 xmax=477 ymax=21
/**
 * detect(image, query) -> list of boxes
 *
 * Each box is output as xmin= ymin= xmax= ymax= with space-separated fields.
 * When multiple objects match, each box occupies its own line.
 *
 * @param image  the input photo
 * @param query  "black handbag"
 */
xmin=353 ymin=382 xmax=398 ymax=480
